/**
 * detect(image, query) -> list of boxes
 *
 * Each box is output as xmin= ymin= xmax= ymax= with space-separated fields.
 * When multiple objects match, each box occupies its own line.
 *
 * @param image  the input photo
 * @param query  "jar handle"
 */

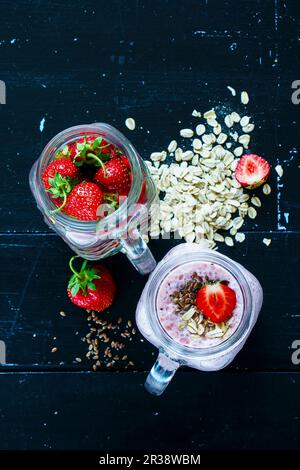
xmin=145 ymin=351 xmax=180 ymax=396
xmin=120 ymin=227 xmax=156 ymax=275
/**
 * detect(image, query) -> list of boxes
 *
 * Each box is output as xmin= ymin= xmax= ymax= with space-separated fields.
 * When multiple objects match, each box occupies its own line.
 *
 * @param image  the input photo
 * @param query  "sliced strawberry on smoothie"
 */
xmin=94 ymin=156 xmax=132 ymax=196
xmin=196 ymin=282 xmax=237 ymax=324
xmin=235 ymin=154 xmax=270 ymax=189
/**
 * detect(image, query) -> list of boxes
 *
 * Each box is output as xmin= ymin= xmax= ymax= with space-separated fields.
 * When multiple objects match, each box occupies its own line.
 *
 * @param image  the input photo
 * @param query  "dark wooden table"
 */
xmin=0 ymin=0 xmax=299 ymax=452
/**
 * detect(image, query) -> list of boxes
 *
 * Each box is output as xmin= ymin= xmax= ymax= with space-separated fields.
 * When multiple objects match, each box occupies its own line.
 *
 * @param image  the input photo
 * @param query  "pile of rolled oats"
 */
xmin=146 ymin=90 xmax=271 ymax=248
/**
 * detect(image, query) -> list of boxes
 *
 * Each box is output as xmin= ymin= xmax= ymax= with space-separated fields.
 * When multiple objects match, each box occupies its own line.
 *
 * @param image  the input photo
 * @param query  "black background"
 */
xmin=0 ymin=0 xmax=299 ymax=451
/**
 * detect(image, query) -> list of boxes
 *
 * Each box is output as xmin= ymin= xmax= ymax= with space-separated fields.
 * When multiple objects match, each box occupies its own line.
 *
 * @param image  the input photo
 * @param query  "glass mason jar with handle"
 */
xmin=29 ymin=123 xmax=158 ymax=275
xmin=136 ymin=243 xmax=263 ymax=395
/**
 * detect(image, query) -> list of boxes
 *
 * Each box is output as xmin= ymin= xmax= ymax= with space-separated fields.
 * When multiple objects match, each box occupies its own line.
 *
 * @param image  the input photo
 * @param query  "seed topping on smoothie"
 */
xmin=170 ymin=272 xmax=236 ymax=339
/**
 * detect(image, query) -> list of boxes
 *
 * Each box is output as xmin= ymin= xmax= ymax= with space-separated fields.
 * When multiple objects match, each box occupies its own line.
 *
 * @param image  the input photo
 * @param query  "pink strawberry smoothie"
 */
xmin=156 ymin=261 xmax=244 ymax=349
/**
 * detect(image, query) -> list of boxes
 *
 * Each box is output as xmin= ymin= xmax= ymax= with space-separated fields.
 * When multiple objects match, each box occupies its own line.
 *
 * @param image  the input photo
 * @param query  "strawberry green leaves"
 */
xmin=68 ymin=257 xmax=101 ymax=297
xmin=46 ymin=172 xmax=78 ymax=214
xmin=73 ymin=135 xmax=110 ymax=172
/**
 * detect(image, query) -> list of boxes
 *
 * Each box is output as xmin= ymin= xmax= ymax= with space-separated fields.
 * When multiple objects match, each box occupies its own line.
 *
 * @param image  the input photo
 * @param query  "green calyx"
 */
xmin=54 ymin=145 xmax=71 ymax=160
xmin=103 ymin=193 xmax=119 ymax=209
xmin=73 ymin=135 xmax=110 ymax=174
xmin=68 ymin=256 xmax=101 ymax=297
xmin=46 ymin=172 xmax=77 ymax=214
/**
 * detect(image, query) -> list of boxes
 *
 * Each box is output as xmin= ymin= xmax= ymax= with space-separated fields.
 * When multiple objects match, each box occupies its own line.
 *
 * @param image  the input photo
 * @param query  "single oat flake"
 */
xmin=275 ymin=164 xmax=284 ymax=177
xmin=125 ymin=117 xmax=136 ymax=130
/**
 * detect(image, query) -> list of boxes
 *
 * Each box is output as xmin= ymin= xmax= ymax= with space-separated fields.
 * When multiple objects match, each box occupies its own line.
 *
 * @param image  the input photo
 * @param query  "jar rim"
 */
xmin=145 ymin=246 xmax=254 ymax=359
xmin=35 ymin=123 xmax=143 ymax=232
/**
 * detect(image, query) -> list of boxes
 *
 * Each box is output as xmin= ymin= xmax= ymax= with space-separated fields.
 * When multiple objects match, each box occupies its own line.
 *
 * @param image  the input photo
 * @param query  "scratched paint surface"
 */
xmin=0 ymin=0 xmax=299 ymax=450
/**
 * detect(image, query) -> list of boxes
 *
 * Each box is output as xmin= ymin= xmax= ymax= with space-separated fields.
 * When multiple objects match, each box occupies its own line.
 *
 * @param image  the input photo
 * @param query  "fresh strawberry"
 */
xmin=69 ymin=136 xmax=112 ymax=167
xmin=94 ymin=156 xmax=132 ymax=196
xmin=235 ymin=154 xmax=270 ymax=189
xmin=67 ymin=257 xmax=116 ymax=311
xmin=196 ymin=282 xmax=236 ymax=324
xmin=138 ymin=179 xmax=147 ymax=204
xmin=42 ymin=158 xmax=80 ymax=212
xmin=119 ymin=155 xmax=131 ymax=170
xmin=64 ymin=182 xmax=104 ymax=221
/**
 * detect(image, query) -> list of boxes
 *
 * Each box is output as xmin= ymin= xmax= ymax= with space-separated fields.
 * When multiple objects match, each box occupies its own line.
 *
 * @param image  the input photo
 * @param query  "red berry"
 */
xmin=42 ymin=158 xmax=79 ymax=190
xmin=94 ymin=156 xmax=132 ymax=196
xmin=119 ymin=155 xmax=131 ymax=170
xmin=64 ymin=182 xmax=104 ymax=221
xmin=138 ymin=179 xmax=147 ymax=204
xmin=235 ymin=154 xmax=270 ymax=189
xmin=42 ymin=158 xmax=80 ymax=208
xmin=68 ymin=136 xmax=113 ymax=163
xmin=67 ymin=258 xmax=116 ymax=312
xmin=196 ymin=282 xmax=237 ymax=324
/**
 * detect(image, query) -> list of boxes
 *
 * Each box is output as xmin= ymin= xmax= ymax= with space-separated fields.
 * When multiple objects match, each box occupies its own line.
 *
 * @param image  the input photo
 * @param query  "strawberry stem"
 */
xmin=50 ymin=192 xmax=67 ymax=214
xmin=68 ymin=256 xmax=101 ymax=297
xmin=69 ymin=255 xmax=81 ymax=277
xmin=86 ymin=153 xmax=107 ymax=176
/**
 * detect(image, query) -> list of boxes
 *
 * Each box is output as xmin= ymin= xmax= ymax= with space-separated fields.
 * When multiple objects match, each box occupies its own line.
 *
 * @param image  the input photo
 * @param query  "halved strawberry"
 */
xmin=235 ymin=154 xmax=270 ymax=189
xmin=196 ymin=282 xmax=236 ymax=324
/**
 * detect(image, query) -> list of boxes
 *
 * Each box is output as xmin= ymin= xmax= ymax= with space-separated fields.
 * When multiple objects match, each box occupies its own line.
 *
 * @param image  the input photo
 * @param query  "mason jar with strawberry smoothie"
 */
xmin=136 ymin=243 xmax=263 ymax=395
xmin=29 ymin=123 xmax=158 ymax=274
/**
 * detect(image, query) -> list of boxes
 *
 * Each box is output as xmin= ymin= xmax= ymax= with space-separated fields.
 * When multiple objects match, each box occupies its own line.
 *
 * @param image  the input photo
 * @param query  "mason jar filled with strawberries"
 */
xmin=29 ymin=123 xmax=158 ymax=274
